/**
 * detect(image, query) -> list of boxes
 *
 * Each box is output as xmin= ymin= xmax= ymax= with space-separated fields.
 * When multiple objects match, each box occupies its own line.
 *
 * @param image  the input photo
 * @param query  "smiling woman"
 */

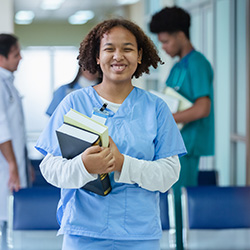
xmin=35 ymin=18 xmax=186 ymax=250
xmin=78 ymin=18 xmax=163 ymax=79
xmin=95 ymin=26 xmax=142 ymax=98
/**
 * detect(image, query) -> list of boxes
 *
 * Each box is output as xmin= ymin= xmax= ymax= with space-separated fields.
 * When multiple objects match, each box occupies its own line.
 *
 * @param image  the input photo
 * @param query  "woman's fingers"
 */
xmin=85 ymin=145 xmax=102 ymax=154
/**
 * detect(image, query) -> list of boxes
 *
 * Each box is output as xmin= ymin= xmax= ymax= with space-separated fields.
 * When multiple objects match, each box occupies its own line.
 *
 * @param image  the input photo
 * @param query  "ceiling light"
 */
xmin=68 ymin=10 xmax=95 ymax=25
xmin=117 ymin=0 xmax=140 ymax=5
xmin=15 ymin=11 xmax=35 ymax=25
xmin=40 ymin=0 xmax=65 ymax=10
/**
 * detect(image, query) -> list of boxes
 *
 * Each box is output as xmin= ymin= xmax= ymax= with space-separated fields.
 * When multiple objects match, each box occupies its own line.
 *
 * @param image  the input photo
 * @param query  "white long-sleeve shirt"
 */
xmin=40 ymin=153 xmax=180 ymax=192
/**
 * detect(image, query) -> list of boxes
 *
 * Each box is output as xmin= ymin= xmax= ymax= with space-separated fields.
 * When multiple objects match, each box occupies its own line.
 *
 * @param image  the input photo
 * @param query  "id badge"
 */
xmin=91 ymin=103 xmax=109 ymax=125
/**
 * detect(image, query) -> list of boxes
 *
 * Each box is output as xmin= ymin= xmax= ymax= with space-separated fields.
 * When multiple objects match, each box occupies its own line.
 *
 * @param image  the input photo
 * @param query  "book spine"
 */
xmin=81 ymin=173 xmax=112 ymax=196
xmin=101 ymin=174 xmax=112 ymax=195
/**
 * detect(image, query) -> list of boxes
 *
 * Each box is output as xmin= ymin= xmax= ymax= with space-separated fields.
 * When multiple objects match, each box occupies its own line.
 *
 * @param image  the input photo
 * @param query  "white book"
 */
xmin=57 ymin=123 xmax=99 ymax=143
xmin=63 ymin=109 xmax=109 ymax=147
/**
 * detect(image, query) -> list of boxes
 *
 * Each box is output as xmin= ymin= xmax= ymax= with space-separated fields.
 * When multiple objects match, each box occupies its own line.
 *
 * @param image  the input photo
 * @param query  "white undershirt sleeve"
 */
xmin=114 ymin=155 xmax=180 ymax=193
xmin=39 ymin=153 xmax=98 ymax=189
xmin=40 ymin=153 xmax=180 ymax=192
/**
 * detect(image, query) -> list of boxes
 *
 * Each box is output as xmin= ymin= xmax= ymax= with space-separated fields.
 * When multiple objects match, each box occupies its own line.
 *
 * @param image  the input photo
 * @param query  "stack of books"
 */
xmin=56 ymin=109 xmax=111 ymax=196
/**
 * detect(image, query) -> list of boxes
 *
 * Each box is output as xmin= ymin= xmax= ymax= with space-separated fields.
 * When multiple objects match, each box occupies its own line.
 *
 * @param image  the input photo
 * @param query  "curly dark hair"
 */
xmin=78 ymin=18 xmax=163 ymax=79
xmin=149 ymin=6 xmax=191 ymax=39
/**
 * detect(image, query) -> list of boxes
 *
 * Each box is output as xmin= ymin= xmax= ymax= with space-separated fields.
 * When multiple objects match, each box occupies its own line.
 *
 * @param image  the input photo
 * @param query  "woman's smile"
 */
xmin=111 ymin=63 xmax=127 ymax=72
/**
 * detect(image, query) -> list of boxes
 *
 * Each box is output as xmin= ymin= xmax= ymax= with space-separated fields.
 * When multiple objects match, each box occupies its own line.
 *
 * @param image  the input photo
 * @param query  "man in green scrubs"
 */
xmin=150 ymin=6 xmax=214 ymax=250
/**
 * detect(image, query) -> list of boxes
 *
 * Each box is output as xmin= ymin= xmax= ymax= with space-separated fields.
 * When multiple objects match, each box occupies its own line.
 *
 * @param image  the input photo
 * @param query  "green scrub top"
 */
xmin=166 ymin=50 xmax=214 ymax=156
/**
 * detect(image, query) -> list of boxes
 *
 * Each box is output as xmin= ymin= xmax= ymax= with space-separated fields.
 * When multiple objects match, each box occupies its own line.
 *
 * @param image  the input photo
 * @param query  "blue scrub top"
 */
xmin=166 ymin=50 xmax=214 ymax=156
xmin=36 ymin=86 xmax=186 ymax=240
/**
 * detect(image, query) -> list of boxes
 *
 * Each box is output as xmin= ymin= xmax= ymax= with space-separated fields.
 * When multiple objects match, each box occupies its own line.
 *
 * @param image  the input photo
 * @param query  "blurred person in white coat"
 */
xmin=0 ymin=33 xmax=31 ymax=249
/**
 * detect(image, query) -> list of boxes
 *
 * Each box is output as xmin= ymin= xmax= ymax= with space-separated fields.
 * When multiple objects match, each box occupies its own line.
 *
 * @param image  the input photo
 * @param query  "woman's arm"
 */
xmin=41 ymin=135 xmax=180 ymax=192
xmin=39 ymin=153 xmax=98 ymax=188
xmin=114 ymin=155 xmax=180 ymax=193
xmin=40 ymin=152 xmax=180 ymax=192
xmin=40 ymin=143 xmax=117 ymax=189
xmin=109 ymin=136 xmax=180 ymax=192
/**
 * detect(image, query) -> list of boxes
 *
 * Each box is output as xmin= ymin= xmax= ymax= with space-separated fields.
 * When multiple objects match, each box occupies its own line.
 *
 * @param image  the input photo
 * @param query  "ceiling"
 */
xmin=13 ymin=0 xmax=133 ymax=24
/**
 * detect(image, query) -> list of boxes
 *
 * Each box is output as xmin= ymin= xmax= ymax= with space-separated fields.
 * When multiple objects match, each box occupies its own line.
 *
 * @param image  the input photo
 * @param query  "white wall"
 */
xmin=0 ymin=0 xmax=14 ymax=33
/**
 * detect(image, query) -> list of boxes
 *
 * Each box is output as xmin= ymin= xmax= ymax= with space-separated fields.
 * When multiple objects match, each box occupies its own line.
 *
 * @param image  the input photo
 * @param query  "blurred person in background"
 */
xmin=46 ymin=67 xmax=100 ymax=116
xmin=150 ymin=6 xmax=214 ymax=250
xmin=0 ymin=33 xmax=32 ymax=250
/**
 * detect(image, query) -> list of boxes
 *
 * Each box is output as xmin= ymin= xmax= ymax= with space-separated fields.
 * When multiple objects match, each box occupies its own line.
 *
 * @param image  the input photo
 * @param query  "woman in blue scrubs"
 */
xmin=36 ymin=18 xmax=186 ymax=250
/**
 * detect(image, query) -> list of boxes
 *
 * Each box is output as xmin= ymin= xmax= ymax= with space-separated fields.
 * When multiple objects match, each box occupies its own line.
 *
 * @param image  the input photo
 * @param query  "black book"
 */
xmin=56 ymin=123 xmax=111 ymax=196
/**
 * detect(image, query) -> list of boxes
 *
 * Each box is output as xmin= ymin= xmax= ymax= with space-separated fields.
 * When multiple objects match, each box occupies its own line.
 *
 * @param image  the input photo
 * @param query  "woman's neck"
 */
xmin=94 ymin=81 xmax=134 ymax=104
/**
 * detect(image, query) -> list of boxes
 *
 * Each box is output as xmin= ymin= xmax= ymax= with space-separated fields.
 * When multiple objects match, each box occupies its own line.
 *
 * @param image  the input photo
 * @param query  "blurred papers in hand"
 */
xmin=149 ymin=89 xmax=179 ymax=113
xmin=149 ymin=88 xmax=193 ymax=113
xmin=164 ymin=87 xmax=193 ymax=112
xmin=150 ymin=88 xmax=193 ymax=130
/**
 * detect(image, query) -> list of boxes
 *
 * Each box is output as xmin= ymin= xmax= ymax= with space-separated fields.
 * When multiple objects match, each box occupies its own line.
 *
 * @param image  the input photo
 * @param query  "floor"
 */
xmin=0 ymin=222 xmax=63 ymax=250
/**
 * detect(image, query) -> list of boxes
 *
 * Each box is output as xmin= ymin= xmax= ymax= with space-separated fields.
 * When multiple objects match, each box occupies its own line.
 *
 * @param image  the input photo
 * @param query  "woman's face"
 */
xmin=97 ymin=26 xmax=142 ymax=84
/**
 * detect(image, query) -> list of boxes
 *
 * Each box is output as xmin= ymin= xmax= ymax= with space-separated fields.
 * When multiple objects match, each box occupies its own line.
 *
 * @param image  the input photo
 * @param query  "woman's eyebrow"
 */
xmin=103 ymin=43 xmax=113 ymax=46
xmin=103 ymin=42 xmax=136 ymax=47
xmin=124 ymin=42 xmax=136 ymax=47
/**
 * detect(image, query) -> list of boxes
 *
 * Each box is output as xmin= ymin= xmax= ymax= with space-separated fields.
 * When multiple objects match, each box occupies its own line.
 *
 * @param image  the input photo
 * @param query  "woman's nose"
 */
xmin=113 ymin=50 xmax=124 ymax=61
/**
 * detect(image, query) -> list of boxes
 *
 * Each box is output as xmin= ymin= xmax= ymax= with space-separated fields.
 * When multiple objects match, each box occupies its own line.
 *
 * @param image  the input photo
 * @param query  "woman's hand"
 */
xmin=81 ymin=145 xmax=115 ymax=174
xmin=108 ymin=136 xmax=124 ymax=172
xmin=81 ymin=137 xmax=124 ymax=174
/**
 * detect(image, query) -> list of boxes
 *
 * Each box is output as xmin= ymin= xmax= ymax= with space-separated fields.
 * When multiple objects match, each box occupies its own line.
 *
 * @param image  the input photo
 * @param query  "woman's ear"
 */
xmin=96 ymin=57 xmax=100 ymax=65
xmin=138 ymin=49 xmax=143 ymax=64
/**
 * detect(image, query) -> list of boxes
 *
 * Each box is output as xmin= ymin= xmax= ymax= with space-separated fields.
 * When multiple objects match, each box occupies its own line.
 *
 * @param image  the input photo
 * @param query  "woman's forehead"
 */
xmin=100 ymin=26 xmax=137 ymax=44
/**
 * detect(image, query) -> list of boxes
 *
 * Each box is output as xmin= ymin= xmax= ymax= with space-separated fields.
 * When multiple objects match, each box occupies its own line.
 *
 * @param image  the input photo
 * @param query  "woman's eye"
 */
xmin=104 ymin=48 xmax=113 ymax=51
xmin=124 ymin=48 xmax=133 ymax=52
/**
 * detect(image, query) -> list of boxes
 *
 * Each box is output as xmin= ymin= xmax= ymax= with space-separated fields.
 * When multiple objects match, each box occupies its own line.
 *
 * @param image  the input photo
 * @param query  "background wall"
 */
xmin=0 ymin=0 xmax=14 ymax=32
xmin=15 ymin=22 xmax=95 ymax=47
